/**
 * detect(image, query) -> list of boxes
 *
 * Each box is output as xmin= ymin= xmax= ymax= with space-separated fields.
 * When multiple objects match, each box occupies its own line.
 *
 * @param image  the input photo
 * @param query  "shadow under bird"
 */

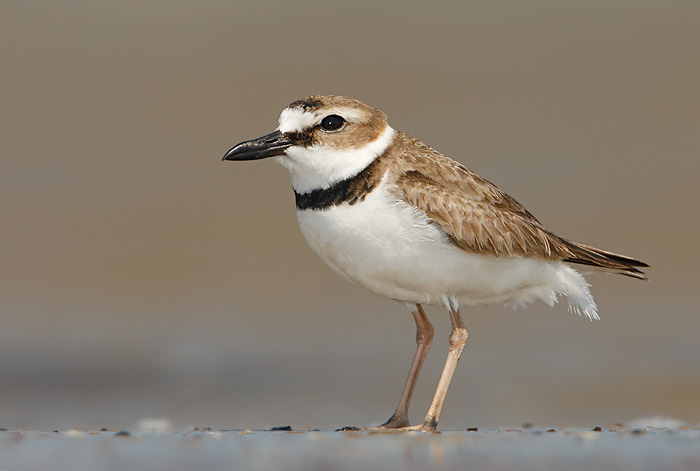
xmin=222 ymin=95 xmax=648 ymax=432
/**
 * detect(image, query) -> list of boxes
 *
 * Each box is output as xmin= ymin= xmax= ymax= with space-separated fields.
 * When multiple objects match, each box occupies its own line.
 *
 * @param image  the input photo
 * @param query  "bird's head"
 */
xmin=223 ymin=95 xmax=394 ymax=193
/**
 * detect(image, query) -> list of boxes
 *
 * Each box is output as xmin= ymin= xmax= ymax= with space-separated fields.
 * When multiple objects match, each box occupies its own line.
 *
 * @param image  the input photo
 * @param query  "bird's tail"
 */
xmin=561 ymin=241 xmax=649 ymax=280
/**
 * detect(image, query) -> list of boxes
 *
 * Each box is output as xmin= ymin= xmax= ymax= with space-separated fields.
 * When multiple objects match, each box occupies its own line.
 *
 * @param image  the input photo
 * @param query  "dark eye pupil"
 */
xmin=320 ymin=115 xmax=345 ymax=131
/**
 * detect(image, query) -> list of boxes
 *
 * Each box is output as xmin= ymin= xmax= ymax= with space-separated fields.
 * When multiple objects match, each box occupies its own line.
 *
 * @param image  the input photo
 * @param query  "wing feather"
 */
xmin=392 ymin=153 xmax=648 ymax=279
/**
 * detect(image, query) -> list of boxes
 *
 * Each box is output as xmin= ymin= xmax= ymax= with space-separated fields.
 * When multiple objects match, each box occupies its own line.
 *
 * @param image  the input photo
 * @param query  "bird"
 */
xmin=222 ymin=95 xmax=648 ymax=432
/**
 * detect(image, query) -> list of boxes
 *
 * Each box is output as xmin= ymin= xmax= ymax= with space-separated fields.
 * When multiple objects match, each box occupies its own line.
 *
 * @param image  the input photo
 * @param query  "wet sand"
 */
xmin=2 ymin=423 xmax=699 ymax=471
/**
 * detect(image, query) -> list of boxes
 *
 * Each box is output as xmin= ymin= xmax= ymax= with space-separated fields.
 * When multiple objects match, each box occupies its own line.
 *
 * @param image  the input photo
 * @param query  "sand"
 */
xmin=2 ymin=424 xmax=699 ymax=471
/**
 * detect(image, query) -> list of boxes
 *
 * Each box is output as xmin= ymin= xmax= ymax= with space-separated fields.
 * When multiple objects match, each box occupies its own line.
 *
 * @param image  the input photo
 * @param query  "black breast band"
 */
xmin=294 ymin=159 xmax=385 ymax=211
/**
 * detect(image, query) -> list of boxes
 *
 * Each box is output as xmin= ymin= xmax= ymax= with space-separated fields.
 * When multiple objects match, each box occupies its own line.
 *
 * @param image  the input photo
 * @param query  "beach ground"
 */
xmin=2 ymin=421 xmax=699 ymax=471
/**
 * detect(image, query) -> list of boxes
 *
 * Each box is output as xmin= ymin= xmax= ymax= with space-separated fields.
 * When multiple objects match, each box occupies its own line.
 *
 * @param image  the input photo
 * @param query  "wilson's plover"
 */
xmin=222 ymin=95 xmax=648 ymax=431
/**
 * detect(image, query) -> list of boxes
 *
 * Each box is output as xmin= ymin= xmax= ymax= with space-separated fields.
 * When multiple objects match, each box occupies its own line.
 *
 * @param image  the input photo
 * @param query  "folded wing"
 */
xmin=396 ymin=165 xmax=648 ymax=280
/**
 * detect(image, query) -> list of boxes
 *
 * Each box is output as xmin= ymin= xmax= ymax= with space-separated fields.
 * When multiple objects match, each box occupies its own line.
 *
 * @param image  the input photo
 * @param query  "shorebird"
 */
xmin=222 ymin=95 xmax=648 ymax=431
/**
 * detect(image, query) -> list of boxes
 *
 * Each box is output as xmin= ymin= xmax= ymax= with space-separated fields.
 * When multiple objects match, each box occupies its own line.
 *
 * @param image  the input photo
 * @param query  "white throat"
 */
xmin=276 ymin=125 xmax=395 ymax=194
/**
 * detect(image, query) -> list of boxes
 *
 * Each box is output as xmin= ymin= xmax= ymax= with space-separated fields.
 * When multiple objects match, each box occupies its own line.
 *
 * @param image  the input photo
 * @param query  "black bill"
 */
xmin=222 ymin=130 xmax=293 ymax=161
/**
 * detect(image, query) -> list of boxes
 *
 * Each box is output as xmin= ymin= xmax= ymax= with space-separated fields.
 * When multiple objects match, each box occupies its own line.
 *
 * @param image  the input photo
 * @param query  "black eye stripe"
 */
xmin=286 ymin=131 xmax=314 ymax=146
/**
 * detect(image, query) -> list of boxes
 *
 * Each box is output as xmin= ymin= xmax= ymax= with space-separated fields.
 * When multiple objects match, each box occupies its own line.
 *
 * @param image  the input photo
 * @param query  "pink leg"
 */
xmin=415 ymin=304 xmax=468 ymax=432
xmin=378 ymin=303 xmax=434 ymax=428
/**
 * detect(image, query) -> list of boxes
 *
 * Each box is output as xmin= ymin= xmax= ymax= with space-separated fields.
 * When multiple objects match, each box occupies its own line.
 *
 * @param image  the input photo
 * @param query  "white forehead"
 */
xmin=278 ymin=107 xmax=366 ymax=133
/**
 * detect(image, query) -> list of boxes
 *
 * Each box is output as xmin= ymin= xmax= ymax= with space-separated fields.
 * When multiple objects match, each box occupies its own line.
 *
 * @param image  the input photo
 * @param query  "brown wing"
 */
xmin=396 ymin=134 xmax=541 ymax=223
xmin=393 ymin=146 xmax=648 ymax=279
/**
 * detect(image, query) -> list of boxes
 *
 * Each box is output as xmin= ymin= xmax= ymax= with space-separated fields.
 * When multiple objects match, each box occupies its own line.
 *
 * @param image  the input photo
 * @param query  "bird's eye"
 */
xmin=320 ymin=115 xmax=346 ymax=131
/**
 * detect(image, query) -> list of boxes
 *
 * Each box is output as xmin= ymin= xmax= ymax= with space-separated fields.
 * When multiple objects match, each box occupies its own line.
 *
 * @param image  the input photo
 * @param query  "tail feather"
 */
xmin=574 ymin=243 xmax=649 ymax=268
xmin=561 ymin=240 xmax=649 ymax=280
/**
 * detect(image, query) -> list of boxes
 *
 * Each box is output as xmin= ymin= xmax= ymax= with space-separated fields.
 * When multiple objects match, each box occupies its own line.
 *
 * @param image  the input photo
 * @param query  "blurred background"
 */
xmin=1 ymin=0 xmax=698 ymax=431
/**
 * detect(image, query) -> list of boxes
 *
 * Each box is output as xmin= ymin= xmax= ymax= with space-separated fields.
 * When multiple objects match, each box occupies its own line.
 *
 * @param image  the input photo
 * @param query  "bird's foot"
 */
xmin=364 ymin=423 xmax=438 ymax=433
xmin=337 ymin=418 xmax=437 ymax=433
xmin=375 ymin=415 xmax=410 ymax=429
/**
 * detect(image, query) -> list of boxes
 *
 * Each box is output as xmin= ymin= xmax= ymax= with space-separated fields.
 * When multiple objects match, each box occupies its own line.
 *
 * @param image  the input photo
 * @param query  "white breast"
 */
xmin=295 ymin=179 xmax=598 ymax=319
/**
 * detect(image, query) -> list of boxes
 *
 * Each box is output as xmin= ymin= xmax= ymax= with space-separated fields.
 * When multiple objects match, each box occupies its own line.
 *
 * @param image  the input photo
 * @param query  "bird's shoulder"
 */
xmin=385 ymin=131 xmax=572 ymax=259
xmin=388 ymin=132 xmax=538 ymax=219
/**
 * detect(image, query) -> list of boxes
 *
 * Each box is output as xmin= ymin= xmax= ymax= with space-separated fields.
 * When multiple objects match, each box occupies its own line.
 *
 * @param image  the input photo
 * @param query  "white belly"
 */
xmin=295 ymin=181 xmax=597 ymax=318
